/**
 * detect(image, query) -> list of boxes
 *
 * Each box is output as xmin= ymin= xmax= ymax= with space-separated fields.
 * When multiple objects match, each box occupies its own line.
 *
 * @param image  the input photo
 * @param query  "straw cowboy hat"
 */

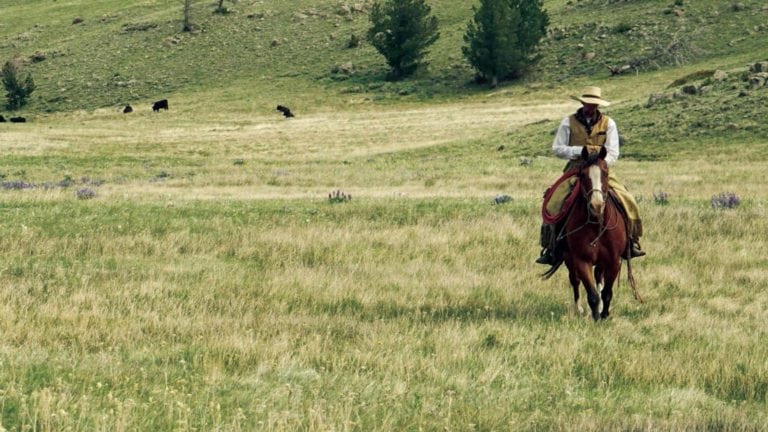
xmin=571 ymin=86 xmax=610 ymax=106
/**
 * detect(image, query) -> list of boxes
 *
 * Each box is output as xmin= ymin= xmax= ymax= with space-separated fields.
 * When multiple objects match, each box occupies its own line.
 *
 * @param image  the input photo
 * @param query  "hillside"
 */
xmin=1 ymin=0 xmax=767 ymax=115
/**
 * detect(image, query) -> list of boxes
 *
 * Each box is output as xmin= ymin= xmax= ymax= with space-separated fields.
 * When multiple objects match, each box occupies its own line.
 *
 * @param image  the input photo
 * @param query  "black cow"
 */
xmin=10 ymin=116 xmax=26 ymax=123
xmin=276 ymin=105 xmax=294 ymax=118
xmin=123 ymin=105 xmax=133 ymax=113
xmin=152 ymin=99 xmax=169 ymax=112
xmin=0 ymin=115 xmax=5 ymax=122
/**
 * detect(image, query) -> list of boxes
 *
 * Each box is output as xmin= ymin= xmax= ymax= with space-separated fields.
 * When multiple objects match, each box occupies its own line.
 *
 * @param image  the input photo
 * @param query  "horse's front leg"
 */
xmin=568 ymin=268 xmax=583 ymax=316
xmin=594 ymin=266 xmax=604 ymax=313
xmin=600 ymin=263 xmax=620 ymax=320
xmin=594 ymin=266 xmax=604 ymax=292
xmin=574 ymin=261 xmax=600 ymax=320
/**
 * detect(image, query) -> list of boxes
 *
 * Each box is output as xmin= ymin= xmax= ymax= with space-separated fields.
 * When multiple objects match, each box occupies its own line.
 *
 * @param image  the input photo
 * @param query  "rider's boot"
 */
xmin=535 ymin=248 xmax=558 ymax=265
xmin=625 ymin=239 xmax=646 ymax=258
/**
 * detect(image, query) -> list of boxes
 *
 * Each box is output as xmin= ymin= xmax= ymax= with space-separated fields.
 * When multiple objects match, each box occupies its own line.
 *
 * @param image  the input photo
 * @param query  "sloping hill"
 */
xmin=2 ymin=0 xmax=768 ymax=164
xmin=1 ymin=0 xmax=767 ymax=114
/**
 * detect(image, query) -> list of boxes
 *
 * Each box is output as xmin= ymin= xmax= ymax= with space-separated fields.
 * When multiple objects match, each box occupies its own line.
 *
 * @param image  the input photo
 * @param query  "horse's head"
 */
xmin=578 ymin=146 xmax=609 ymax=221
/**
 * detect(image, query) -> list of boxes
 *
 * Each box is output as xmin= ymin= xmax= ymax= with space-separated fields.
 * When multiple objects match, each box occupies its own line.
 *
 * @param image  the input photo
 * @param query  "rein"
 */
xmin=557 ymin=179 xmax=619 ymax=246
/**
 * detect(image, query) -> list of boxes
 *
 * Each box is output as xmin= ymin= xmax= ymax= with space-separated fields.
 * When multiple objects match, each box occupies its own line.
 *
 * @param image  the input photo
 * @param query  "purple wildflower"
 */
xmin=710 ymin=192 xmax=740 ymax=209
xmin=76 ymin=188 xmax=97 ymax=200
xmin=2 ymin=180 xmax=36 ymax=190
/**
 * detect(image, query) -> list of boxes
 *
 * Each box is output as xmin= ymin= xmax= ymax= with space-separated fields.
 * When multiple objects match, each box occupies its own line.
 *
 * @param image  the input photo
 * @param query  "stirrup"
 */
xmin=536 ymin=250 xmax=557 ymax=265
xmin=624 ymin=241 xmax=646 ymax=259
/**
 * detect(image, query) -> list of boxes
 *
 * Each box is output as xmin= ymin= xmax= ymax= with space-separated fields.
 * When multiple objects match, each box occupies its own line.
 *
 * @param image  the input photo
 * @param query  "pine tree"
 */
xmin=367 ymin=0 xmax=440 ymax=80
xmin=2 ymin=60 xmax=35 ymax=110
xmin=182 ymin=0 xmax=193 ymax=32
xmin=462 ymin=0 xmax=548 ymax=87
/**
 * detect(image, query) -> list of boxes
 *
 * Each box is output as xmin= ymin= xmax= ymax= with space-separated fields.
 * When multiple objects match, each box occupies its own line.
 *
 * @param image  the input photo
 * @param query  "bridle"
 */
xmin=557 ymin=160 xmax=617 ymax=246
xmin=585 ymin=187 xmax=606 ymax=218
xmin=579 ymin=161 xmax=608 ymax=221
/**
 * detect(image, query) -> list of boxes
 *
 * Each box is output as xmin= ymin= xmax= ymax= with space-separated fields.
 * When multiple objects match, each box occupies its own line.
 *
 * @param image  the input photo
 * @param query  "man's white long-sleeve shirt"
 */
xmin=551 ymin=115 xmax=620 ymax=166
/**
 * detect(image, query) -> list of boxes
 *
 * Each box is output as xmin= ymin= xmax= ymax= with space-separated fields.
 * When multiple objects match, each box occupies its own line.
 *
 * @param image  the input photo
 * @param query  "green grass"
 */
xmin=0 ymin=195 xmax=766 ymax=430
xmin=1 ymin=0 xmax=768 ymax=430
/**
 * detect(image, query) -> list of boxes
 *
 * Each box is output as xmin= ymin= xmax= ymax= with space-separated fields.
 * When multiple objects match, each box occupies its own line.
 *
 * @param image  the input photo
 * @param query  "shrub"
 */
xmin=150 ymin=171 xmax=172 ymax=182
xmin=710 ymin=192 xmax=740 ymax=209
xmin=76 ymin=188 xmax=97 ymax=200
xmin=493 ymin=194 xmax=512 ymax=205
xmin=58 ymin=175 xmax=75 ymax=188
xmin=653 ymin=191 xmax=669 ymax=205
xmin=328 ymin=190 xmax=352 ymax=203
xmin=347 ymin=34 xmax=361 ymax=48
xmin=2 ymin=180 xmax=35 ymax=190
xmin=614 ymin=22 xmax=633 ymax=34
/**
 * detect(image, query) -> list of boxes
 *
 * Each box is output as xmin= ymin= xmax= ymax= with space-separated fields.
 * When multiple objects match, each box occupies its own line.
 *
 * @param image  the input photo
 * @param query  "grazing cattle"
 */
xmin=0 ymin=115 xmax=6 ymax=122
xmin=10 ymin=116 xmax=26 ymax=123
xmin=276 ymin=105 xmax=294 ymax=118
xmin=123 ymin=105 xmax=133 ymax=113
xmin=152 ymin=99 xmax=169 ymax=112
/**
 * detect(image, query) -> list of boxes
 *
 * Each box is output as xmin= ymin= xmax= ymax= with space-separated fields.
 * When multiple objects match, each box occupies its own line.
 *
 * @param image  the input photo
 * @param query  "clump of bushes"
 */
xmin=150 ymin=171 xmax=172 ymax=182
xmin=1 ymin=176 xmax=105 ymax=193
xmin=328 ymin=189 xmax=352 ymax=203
xmin=711 ymin=192 xmax=740 ymax=209
xmin=2 ymin=180 xmax=35 ymax=190
xmin=653 ymin=191 xmax=669 ymax=205
xmin=76 ymin=187 xmax=97 ymax=200
xmin=493 ymin=194 xmax=512 ymax=205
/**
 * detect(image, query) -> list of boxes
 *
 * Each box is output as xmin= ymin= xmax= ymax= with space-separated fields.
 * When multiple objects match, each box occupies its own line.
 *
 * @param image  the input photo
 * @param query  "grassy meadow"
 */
xmin=1 ymin=0 xmax=768 ymax=430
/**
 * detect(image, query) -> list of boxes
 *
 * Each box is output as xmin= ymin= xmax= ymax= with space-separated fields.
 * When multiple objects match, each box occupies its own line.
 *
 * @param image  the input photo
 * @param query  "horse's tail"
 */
xmin=626 ymin=257 xmax=643 ymax=303
xmin=540 ymin=259 xmax=564 ymax=279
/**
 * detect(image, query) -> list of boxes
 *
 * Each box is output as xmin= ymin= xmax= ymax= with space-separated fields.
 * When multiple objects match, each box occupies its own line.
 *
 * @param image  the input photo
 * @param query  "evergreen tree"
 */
xmin=2 ymin=60 xmax=35 ymax=110
xmin=182 ymin=0 xmax=193 ymax=32
xmin=367 ymin=0 xmax=439 ymax=80
xmin=462 ymin=0 xmax=548 ymax=87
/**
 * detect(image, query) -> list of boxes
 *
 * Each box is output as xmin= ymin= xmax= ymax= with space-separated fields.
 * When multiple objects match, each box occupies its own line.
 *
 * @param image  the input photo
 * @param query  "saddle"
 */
xmin=541 ymin=169 xmax=579 ymax=225
xmin=540 ymin=174 xmax=631 ymax=253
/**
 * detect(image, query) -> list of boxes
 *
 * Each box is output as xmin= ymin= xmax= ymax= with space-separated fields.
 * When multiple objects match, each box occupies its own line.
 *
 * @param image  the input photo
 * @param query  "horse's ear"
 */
xmin=599 ymin=145 xmax=607 ymax=159
xmin=581 ymin=146 xmax=590 ymax=159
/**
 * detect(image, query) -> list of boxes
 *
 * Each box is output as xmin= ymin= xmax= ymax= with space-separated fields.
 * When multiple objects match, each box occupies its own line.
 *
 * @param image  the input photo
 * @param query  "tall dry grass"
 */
xmin=0 ymin=97 xmax=766 ymax=430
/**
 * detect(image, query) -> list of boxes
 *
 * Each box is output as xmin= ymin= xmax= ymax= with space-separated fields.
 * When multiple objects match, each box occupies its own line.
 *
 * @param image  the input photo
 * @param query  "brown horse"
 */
xmin=557 ymin=146 xmax=640 ymax=320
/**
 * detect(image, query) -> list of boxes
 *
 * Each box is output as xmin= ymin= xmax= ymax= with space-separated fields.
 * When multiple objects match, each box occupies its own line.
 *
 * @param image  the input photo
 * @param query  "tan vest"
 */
xmin=563 ymin=113 xmax=610 ymax=172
